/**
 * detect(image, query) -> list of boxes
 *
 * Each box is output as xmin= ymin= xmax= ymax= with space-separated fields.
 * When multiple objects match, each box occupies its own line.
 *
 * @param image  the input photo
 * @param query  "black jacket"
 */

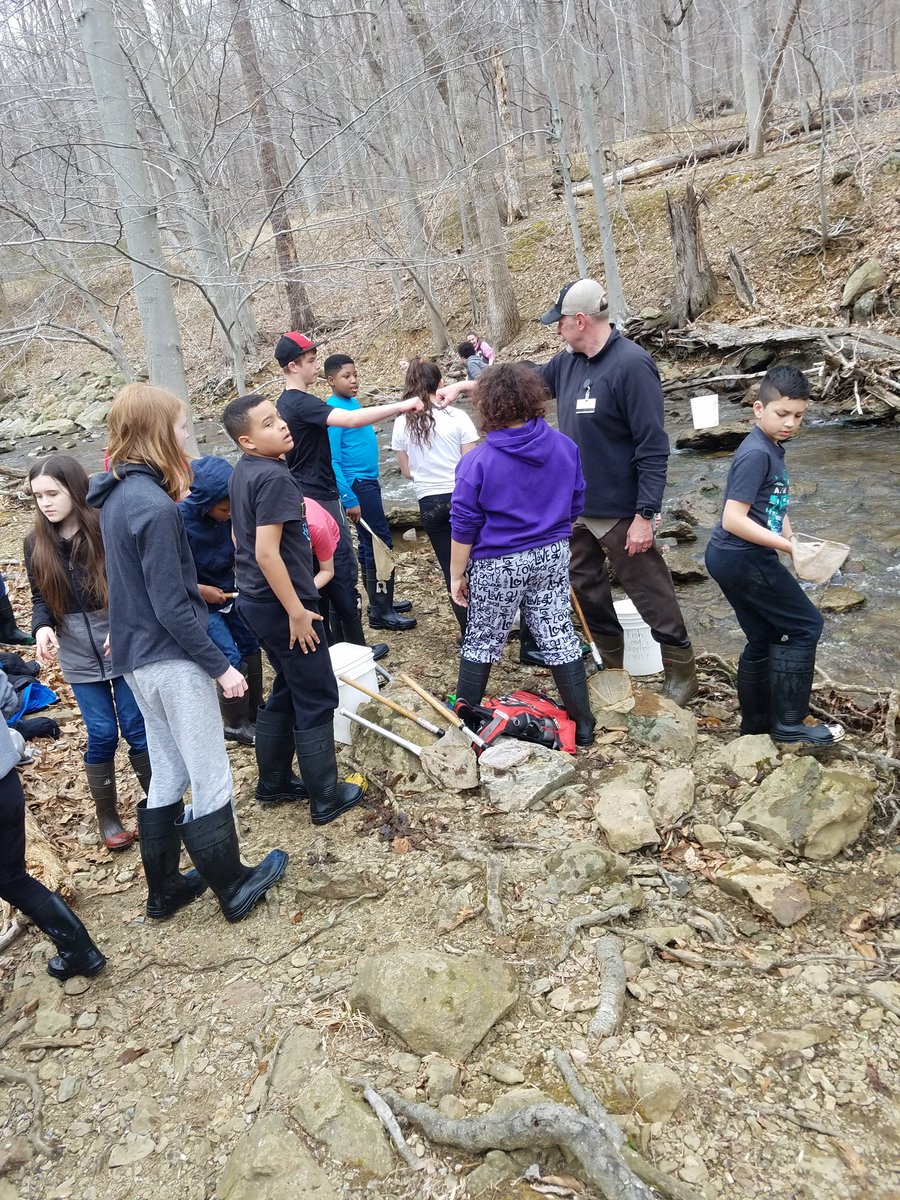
xmin=87 ymin=464 xmax=229 ymax=679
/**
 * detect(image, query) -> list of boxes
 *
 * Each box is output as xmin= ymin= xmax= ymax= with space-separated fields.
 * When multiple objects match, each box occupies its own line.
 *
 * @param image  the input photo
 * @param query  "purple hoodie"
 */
xmin=451 ymin=418 xmax=585 ymax=559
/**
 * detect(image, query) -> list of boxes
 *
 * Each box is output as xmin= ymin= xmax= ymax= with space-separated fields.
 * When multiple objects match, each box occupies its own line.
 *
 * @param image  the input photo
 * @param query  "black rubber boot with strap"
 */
xmin=84 ymin=760 xmax=134 ymax=851
xmin=366 ymin=570 xmax=417 ymax=632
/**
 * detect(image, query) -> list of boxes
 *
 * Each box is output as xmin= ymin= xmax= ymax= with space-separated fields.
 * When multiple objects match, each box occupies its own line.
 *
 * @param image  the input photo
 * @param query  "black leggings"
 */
xmin=0 ymin=767 xmax=54 ymax=917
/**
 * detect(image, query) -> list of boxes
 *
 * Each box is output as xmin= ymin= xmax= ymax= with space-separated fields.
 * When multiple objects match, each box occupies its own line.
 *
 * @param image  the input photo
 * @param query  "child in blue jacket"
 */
xmin=179 ymin=456 xmax=261 ymax=746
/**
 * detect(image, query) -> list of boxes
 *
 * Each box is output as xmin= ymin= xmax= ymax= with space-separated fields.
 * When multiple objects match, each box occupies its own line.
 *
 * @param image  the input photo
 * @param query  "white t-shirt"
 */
xmin=391 ymin=406 xmax=479 ymax=499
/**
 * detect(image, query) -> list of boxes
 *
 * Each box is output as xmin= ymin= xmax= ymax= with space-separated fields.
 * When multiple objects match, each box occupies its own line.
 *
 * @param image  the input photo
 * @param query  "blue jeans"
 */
xmin=352 ymin=477 xmax=392 ymax=574
xmin=704 ymin=542 xmax=824 ymax=660
xmin=70 ymin=676 xmax=148 ymax=764
xmin=207 ymin=609 xmax=260 ymax=669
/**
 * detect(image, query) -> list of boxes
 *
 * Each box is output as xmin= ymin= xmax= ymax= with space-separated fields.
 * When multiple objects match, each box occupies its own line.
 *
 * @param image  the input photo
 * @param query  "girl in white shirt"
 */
xmin=391 ymin=359 xmax=478 ymax=634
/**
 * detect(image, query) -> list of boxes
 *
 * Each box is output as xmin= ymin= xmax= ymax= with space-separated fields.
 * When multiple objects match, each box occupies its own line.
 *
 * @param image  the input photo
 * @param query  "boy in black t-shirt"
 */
xmin=705 ymin=366 xmax=842 ymax=746
xmin=222 ymin=393 xmax=363 ymax=826
xmin=274 ymin=332 xmax=422 ymax=652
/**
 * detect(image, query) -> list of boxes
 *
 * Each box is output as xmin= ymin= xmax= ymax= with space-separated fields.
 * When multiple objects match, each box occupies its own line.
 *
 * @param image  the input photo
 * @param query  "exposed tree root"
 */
xmin=589 ymin=935 xmax=627 ymax=1039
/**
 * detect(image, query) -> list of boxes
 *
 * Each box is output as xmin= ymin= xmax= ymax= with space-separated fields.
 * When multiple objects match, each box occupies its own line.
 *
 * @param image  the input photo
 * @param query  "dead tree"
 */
xmin=666 ymin=183 xmax=718 ymax=327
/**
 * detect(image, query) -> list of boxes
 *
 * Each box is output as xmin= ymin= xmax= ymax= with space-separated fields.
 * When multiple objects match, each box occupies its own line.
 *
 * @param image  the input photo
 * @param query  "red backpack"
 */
xmin=455 ymin=690 xmax=576 ymax=755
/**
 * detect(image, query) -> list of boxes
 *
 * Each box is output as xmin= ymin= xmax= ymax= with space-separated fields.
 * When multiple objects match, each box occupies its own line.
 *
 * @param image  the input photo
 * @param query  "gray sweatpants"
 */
xmin=126 ymin=659 xmax=232 ymax=818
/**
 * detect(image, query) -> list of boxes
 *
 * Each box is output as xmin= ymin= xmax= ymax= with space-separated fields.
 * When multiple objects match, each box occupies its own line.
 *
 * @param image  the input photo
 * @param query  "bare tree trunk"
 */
xmin=566 ymin=23 xmax=627 ymax=322
xmin=491 ymin=46 xmax=527 ymax=223
xmin=227 ymin=0 xmax=315 ymax=333
xmin=751 ymin=0 xmax=803 ymax=157
xmin=740 ymin=2 xmax=763 ymax=149
xmin=666 ymin=184 xmax=718 ymax=327
xmin=76 ymin=0 xmax=193 ymax=446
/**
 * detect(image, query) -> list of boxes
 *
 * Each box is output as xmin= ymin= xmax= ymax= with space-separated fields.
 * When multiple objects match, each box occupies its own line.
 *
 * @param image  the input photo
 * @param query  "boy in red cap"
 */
xmin=274 ymin=333 xmax=422 ymax=656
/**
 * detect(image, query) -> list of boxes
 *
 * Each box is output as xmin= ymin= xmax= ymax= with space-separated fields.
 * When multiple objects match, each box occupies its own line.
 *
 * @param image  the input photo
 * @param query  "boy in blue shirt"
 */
xmin=324 ymin=353 xmax=416 ymax=633
xmin=705 ymin=366 xmax=842 ymax=745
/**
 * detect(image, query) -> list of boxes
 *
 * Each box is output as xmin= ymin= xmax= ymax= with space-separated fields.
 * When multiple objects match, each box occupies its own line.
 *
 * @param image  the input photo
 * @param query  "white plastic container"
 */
xmin=690 ymin=392 xmax=719 ymax=429
xmin=613 ymin=599 xmax=663 ymax=676
xmin=329 ymin=642 xmax=379 ymax=744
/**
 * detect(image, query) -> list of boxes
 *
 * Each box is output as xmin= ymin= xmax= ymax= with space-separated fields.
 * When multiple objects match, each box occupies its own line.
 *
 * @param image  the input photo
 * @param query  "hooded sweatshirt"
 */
xmin=178 ymin=456 xmax=236 ymax=597
xmin=451 ymin=417 xmax=585 ymax=560
xmin=87 ymin=464 xmax=229 ymax=679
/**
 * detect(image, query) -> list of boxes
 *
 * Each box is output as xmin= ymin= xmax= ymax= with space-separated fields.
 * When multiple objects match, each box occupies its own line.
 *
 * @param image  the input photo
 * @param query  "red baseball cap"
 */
xmin=274 ymin=331 xmax=318 ymax=366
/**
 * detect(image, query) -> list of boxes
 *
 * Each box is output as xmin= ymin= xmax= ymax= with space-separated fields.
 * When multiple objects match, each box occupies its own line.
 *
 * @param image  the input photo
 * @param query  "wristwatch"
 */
xmin=637 ymin=507 xmax=656 ymax=521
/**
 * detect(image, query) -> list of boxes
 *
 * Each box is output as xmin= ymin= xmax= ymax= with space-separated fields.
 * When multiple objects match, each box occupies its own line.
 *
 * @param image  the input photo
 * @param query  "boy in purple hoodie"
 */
xmin=449 ymin=364 xmax=595 ymax=746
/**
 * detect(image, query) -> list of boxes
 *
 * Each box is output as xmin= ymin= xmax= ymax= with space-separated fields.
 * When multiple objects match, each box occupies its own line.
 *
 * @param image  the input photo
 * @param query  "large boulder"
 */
xmin=735 ymin=757 xmax=876 ymax=860
xmin=348 ymin=691 xmax=436 ymax=794
xmin=217 ymin=1116 xmax=340 ymax=1200
xmin=675 ymin=422 xmax=751 ymax=452
xmin=715 ymin=856 xmax=811 ymax=926
xmin=350 ymin=947 xmax=519 ymax=1061
xmin=841 ymin=258 xmax=885 ymax=307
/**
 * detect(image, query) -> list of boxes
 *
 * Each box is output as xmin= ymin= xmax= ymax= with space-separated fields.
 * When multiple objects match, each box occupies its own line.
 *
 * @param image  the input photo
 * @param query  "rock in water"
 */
xmin=290 ymin=1069 xmax=394 ymax=1177
xmin=715 ymin=856 xmax=812 ymax=926
xmin=350 ymin=947 xmax=519 ymax=1061
xmin=735 ymin=757 xmax=876 ymax=860
xmin=660 ymin=547 xmax=708 ymax=582
xmin=675 ymin=422 xmax=750 ymax=451
xmin=218 ymin=1116 xmax=340 ymax=1200
xmin=593 ymin=781 xmax=659 ymax=852
xmin=818 ymin=586 xmax=866 ymax=613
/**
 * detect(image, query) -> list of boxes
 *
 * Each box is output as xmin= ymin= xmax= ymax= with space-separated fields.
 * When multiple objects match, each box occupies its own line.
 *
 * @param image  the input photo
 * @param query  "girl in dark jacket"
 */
xmin=87 ymin=384 xmax=286 ymax=925
xmin=26 ymin=455 xmax=149 ymax=851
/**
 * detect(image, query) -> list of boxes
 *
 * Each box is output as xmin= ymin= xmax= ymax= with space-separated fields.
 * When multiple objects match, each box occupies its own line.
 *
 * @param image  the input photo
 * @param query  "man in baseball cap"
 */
xmin=538 ymin=279 xmax=609 ymax=324
xmin=274 ymin=331 xmax=318 ymax=367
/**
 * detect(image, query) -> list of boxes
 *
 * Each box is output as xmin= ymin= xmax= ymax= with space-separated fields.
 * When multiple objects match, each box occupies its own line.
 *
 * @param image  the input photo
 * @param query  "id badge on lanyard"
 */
xmin=575 ymin=379 xmax=596 ymax=414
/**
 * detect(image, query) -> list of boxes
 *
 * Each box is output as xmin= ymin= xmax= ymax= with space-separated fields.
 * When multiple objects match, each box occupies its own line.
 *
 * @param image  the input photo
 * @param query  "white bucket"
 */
xmin=613 ymin=599 xmax=663 ymax=676
xmin=329 ymin=641 xmax=379 ymax=744
xmin=690 ymin=393 xmax=719 ymax=429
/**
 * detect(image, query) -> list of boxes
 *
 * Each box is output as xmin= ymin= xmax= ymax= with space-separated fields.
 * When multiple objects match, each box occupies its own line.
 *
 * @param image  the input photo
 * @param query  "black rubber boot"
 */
xmin=177 ymin=804 xmax=288 ymax=923
xmin=456 ymin=658 xmax=492 ymax=708
xmin=0 ymin=594 xmax=34 ymax=646
xmin=137 ymin=799 xmax=209 ymax=920
xmin=217 ymin=685 xmax=256 ymax=746
xmin=294 ymin=724 xmax=364 ymax=826
xmin=29 ymin=891 xmax=106 ymax=981
xmin=550 ymin=659 xmax=597 ymax=747
xmin=661 ymin=643 xmax=699 ymax=707
xmin=243 ymin=652 xmax=264 ymax=722
xmin=254 ymin=706 xmax=308 ymax=806
xmin=341 ymin=610 xmax=389 ymax=662
xmin=770 ymin=643 xmax=844 ymax=745
xmin=367 ymin=570 xmax=417 ymax=631
xmin=129 ymin=749 xmax=152 ymax=796
xmin=595 ymin=635 xmax=625 ymax=671
xmin=736 ymin=651 xmax=771 ymax=735
xmin=84 ymin=760 xmax=134 ymax=851
xmin=518 ymin=623 xmax=547 ymax=667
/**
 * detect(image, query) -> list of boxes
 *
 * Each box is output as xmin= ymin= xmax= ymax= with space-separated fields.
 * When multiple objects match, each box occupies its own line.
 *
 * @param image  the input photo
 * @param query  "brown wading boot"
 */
xmin=84 ymin=760 xmax=135 ymax=851
xmin=660 ymin=643 xmax=699 ymax=707
xmin=594 ymin=635 xmax=625 ymax=671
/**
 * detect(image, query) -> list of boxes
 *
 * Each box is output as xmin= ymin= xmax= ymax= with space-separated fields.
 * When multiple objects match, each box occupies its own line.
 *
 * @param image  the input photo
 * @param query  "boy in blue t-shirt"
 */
xmin=324 ymin=353 xmax=416 ymax=633
xmin=705 ymin=366 xmax=842 ymax=746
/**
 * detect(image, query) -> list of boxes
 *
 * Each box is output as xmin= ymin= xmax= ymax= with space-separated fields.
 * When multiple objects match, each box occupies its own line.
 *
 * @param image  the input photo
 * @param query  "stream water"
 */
xmin=4 ymin=403 xmax=897 ymax=690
